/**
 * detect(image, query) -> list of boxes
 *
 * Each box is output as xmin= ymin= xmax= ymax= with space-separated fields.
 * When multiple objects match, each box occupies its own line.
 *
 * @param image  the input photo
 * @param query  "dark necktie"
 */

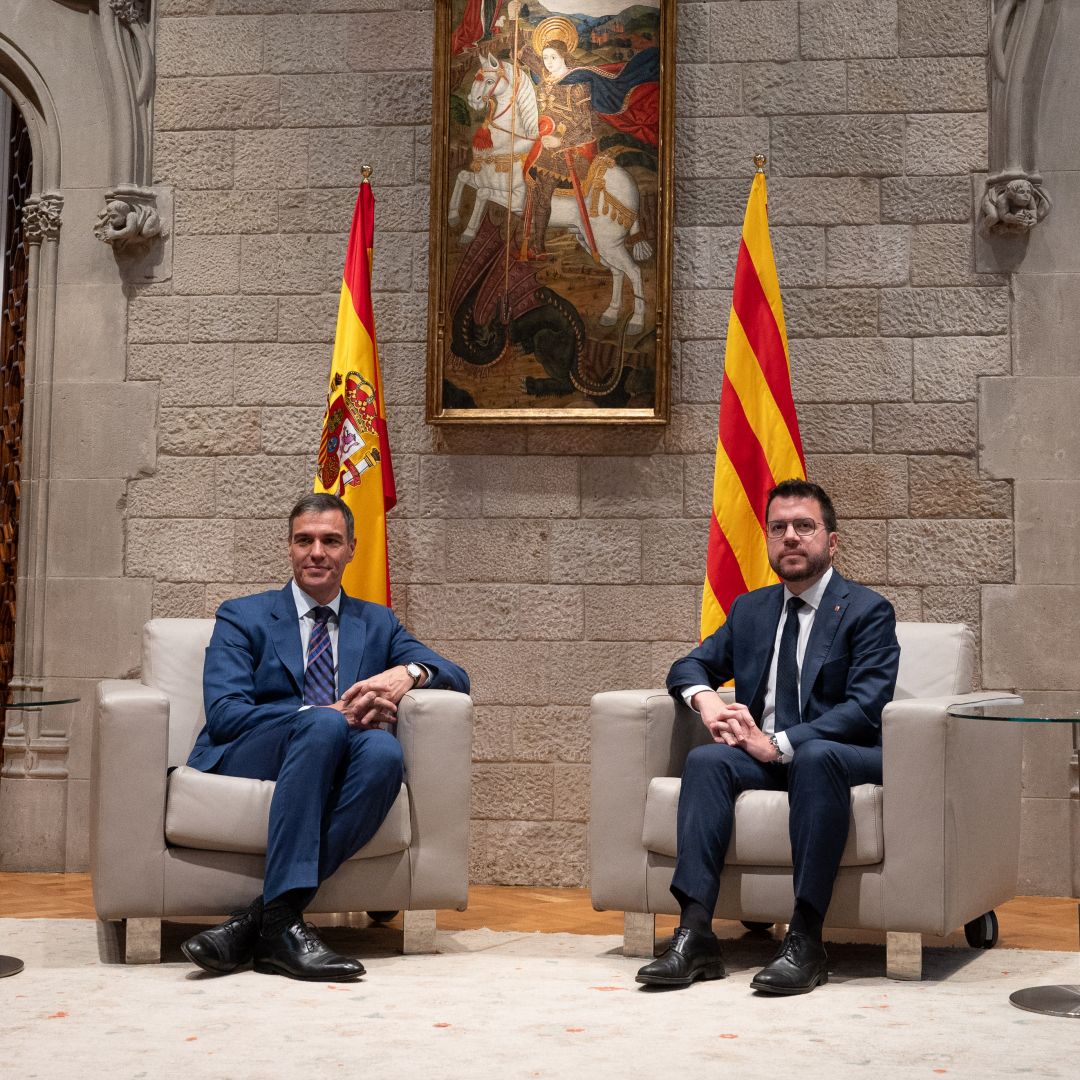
xmin=303 ymin=606 xmax=336 ymax=706
xmin=774 ymin=597 xmax=805 ymax=732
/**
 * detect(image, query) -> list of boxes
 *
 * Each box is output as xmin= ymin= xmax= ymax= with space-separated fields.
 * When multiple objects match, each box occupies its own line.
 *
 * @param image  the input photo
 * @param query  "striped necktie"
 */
xmin=774 ymin=597 xmax=804 ymax=732
xmin=303 ymin=606 xmax=336 ymax=706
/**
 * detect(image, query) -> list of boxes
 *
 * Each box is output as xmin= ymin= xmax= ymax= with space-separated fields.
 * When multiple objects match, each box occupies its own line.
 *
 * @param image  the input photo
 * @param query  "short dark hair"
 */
xmin=766 ymin=479 xmax=837 ymax=533
xmin=288 ymin=493 xmax=355 ymax=542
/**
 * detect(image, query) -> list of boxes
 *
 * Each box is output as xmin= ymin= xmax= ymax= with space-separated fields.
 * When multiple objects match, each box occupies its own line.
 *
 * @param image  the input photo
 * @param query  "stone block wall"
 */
xmin=127 ymin=0 xmax=1032 ymax=888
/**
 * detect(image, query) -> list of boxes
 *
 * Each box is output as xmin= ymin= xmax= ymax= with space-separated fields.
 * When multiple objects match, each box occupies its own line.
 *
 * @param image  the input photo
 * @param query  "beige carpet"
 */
xmin=2 ymin=919 xmax=1076 ymax=1078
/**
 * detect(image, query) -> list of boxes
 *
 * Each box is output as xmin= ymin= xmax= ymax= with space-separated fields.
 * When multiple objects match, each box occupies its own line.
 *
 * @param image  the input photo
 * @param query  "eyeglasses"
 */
xmin=765 ymin=518 xmax=825 ymax=539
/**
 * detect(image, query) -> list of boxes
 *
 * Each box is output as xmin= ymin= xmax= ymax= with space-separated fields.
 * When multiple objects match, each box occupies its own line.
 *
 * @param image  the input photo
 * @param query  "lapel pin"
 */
xmin=834 ymin=605 xmax=841 ymax=612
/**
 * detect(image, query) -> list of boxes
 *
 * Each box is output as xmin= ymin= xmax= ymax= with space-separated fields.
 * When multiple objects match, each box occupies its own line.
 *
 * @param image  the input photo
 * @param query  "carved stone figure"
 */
xmin=93 ymin=188 xmax=164 ymax=251
xmin=979 ymin=176 xmax=1051 ymax=234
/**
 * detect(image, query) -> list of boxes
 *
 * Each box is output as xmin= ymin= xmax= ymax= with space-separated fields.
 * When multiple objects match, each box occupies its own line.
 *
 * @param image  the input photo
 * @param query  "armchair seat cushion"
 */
xmin=164 ymin=766 xmax=411 ymax=859
xmin=642 ymin=777 xmax=883 ymax=867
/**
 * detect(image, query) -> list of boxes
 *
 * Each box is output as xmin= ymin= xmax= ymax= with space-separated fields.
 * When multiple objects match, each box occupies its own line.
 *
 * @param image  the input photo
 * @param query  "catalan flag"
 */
xmin=701 ymin=168 xmax=806 ymax=639
xmin=314 ymin=174 xmax=397 ymax=606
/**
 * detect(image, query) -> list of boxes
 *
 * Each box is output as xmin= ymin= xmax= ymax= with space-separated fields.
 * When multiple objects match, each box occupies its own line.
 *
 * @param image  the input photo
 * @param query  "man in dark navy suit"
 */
xmin=637 ymin=479 xmax=899 ymax=995
xmin=181 ymin=493 xmax=469 ymax=982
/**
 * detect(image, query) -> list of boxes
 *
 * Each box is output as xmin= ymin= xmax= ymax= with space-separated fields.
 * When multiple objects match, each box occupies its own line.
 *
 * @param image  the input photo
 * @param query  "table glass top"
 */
xmin=947 ymin=694 xmax=1080 ymax=723
xmin=5 ymin=697 xmax=80 ymax=709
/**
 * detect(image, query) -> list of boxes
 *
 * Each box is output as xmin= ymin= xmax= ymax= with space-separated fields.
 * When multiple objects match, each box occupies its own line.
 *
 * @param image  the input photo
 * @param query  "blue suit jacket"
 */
xmin=188 ymin=584 xmax=470 ymax=771
xmin=667 ymin=571 xmax=899 ymax=749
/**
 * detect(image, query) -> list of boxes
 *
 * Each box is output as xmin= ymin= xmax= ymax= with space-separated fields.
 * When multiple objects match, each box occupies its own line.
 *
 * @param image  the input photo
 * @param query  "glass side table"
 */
xmin=0 ymin=696 xmax=81 ymax=978
xmin=947 ymin=695 xmax=1080 ymax=1018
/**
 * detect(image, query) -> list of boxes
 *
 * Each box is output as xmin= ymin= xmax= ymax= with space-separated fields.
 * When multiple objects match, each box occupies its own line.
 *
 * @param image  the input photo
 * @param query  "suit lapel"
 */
xmin=271 ymin=584 xmax=305 ymax=696
xmin=336 ymin=593 xmax=368 ymax=690
xmin=799 ymin=571 xmax=849 ymax=711
xmin=747 ymin=586 xmax=784 ymax=714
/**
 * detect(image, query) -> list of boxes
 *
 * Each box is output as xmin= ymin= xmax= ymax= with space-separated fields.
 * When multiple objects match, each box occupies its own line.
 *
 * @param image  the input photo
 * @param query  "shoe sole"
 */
xmin=635 ymin=963 xmax=727 ymax=987
xmin=180 ymin=941 xmax=244 ymax=976
xmin=253 ymin=960 xmax=365 ymax=982
xmin=750 ymin=970 xmax=828 ymax=995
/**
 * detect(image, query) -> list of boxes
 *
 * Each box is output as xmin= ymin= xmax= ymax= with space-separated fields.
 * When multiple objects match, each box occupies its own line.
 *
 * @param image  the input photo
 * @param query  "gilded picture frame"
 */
xmin=426 ymin=0 xmax=676 ymax=424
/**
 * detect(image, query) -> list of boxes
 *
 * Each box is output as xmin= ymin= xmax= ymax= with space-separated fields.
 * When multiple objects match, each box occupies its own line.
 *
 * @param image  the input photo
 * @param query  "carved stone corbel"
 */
xmin=21 ymin=192 xmax=64 ymax=245
xmin=979 ymin=0 xmax=1062 ymax=236
xmin=94 ymin=183 xmax=165 ymax=252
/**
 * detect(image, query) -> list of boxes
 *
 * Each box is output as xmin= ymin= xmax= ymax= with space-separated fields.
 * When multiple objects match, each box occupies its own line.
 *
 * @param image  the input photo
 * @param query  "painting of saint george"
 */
xmin=427 ymin=0 xmax=675 ymax=423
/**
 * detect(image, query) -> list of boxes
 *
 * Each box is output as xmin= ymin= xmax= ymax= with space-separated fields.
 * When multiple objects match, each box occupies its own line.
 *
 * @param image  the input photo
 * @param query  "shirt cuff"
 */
xmin=681 ymin=685 xmax=713 ymax=711
xmin=774 ymin=730 xmax=794 ymax=763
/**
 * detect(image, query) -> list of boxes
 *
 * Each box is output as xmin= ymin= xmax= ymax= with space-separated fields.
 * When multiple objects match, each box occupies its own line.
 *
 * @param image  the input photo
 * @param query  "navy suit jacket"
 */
xmin=188 ymin=584 xmax=470 ymax=771
xmin=667 ymin=571 xmax=899 ymax=750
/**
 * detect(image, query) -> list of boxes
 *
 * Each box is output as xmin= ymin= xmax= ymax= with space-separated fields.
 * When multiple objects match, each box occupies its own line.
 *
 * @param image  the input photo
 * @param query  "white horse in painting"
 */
xmin=447 ymin=53 xmax=653 ymax=334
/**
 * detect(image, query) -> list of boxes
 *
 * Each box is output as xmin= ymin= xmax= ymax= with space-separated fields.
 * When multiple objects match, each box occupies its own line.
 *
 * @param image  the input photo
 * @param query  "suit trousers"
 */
xmin=215 ymin=707 xmax=404 ymax=906
xmin=670 ymin=739 xmax=883 ymax=920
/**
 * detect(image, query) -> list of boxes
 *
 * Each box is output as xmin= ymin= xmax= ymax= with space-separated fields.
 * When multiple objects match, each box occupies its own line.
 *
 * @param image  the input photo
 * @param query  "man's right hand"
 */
xmin=691 ymin=690 xmax=755 ymax=746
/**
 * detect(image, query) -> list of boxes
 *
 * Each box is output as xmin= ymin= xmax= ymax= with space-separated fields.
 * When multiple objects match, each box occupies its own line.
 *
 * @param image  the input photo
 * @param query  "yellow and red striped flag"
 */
xmin=701 ymin=168 xmax=806 ymax=639
xmin=314 ymin=174 xmax=397 ymax=605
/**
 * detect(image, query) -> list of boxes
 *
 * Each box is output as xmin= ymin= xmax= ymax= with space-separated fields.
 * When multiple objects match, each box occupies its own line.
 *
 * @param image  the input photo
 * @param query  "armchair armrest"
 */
xmin=589 ymin=689 xmax=714 ymax=912
xmin=91 ymin=680 xmax=171 ymax=919
xmin=394 ymin=688 xmax=473 ymax=910
xmin=880 ymin=692 xmax=1022 ymax=933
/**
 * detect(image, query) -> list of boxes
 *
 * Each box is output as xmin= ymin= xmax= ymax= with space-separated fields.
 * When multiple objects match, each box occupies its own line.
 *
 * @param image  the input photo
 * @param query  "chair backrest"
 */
xmin=893 ymin=622 xmax=974 ymax=699
xmin=142 ymin=618 xmax=215 ymax=767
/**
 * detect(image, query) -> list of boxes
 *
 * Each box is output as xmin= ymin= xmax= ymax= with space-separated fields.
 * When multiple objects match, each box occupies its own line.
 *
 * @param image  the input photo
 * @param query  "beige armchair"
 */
xmin=589 ymin=623 xmax=1022 ymax=980
xmin=91 ymin=619 xmax=473 ymax=963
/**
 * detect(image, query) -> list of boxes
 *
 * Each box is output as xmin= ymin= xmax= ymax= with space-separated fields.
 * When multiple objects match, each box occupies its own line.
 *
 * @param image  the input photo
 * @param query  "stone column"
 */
xmin=0 ymin=192 xmax=68 ymax=869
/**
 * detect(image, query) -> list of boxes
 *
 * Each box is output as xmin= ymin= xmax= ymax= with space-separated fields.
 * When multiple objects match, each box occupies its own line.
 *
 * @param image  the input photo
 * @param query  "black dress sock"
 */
xmin=679 ymin=900 xmax=715 ymax=936
xmin=789 ymin=899 xmax=824 ymax=941
xmin=261 ymin=889 xmax=307 ymax=937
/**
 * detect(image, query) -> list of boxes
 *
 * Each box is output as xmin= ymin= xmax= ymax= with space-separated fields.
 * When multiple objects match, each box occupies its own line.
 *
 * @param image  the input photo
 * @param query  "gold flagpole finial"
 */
xmin=753 ymin=153 xmax=767 ymax=174
xmin=361 ymin=164 xmax=373 ymax=184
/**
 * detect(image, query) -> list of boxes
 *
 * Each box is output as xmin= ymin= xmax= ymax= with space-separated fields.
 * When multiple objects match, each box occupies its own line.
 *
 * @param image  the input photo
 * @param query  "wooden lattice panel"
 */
xmin=0 ymin=105 xmax=31 ymax=738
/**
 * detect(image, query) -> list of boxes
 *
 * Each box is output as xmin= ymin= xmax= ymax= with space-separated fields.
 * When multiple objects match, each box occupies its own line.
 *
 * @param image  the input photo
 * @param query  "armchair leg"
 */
xmin=886 ymin=931 xmax=922 ymax=980
xmin=624 ymin=912 xmax=656 ymax=958
xmin=124 ymin=918 xmax=162 ymax=964
xmin=402 ymin=909 xmax=437 ymax=954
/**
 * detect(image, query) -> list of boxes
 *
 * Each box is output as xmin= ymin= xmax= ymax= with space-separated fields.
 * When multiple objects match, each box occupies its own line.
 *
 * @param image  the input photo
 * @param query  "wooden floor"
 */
xmin=1 ymin=873 xmax=1076 ymax=951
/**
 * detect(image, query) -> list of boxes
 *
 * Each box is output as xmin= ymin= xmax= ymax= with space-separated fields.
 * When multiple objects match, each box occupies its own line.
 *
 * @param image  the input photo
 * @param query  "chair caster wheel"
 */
xmin=367 ymin=911 xmax=398 ymax=924
xmin=964 ymin=910 xmax=998 ymax=949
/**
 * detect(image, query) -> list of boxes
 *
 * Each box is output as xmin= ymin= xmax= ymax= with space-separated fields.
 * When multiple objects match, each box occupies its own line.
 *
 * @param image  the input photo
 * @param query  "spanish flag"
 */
xmin=314 ymin=174 xmax=397 ymax=606
xmin=701 ymin=168 xmax=805 ymax=639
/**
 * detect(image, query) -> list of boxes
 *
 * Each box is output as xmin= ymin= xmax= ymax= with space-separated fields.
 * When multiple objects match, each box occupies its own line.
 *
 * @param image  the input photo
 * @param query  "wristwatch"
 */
xmin=768 ymin=734 xmax=783 ymax=762
xmin=406 ymin=662 xmax=424 ymax=688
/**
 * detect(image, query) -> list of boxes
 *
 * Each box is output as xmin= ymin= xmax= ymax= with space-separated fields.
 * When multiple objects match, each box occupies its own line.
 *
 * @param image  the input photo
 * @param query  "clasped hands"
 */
xmin=691 ymin=690 xmax=777 ymax=763
xmin=328 ymin=665 xmax=418 ymax=729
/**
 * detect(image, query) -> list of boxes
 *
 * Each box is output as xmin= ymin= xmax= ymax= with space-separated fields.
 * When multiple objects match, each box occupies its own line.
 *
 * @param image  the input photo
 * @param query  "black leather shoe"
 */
xmin=750 ymin=930 xmax=829 ymax=995
xmin=635 ymin=927 xmax=726 ymax=987
xmin=181 ymin=902 xmax=261 ymax=975
xmin=254 ymin=919 xmax=365 ymax=982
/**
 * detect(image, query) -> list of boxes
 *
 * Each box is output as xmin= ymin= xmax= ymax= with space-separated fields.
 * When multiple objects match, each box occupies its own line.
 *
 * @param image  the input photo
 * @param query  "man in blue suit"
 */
xmin=637 ymin=479 xmax=899 ymax=995
xmin=181 ymin=493 xmax=470 ymax=982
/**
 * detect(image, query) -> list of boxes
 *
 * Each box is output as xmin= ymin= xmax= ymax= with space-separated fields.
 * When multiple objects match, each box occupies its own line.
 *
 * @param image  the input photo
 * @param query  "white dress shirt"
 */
xmin=682 ymin=567 xmax=835 ymax=763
